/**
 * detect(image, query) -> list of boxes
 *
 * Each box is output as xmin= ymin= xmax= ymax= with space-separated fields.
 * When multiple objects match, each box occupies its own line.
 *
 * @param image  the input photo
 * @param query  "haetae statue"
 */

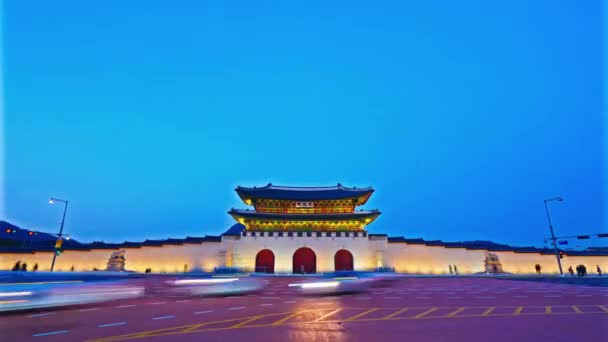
xmin=106 ymin=250 xmax=126 ymax=271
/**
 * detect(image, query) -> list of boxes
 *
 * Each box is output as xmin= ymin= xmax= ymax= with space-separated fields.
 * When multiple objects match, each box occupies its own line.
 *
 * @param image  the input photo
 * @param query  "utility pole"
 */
xmin=544 ymin=197 xmax=564 ymax=276
xmin=49 ymin=198 xmax=68 ymax=272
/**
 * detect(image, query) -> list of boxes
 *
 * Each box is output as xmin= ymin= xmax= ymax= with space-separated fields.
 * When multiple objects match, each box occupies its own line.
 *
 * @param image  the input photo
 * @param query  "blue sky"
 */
xmin=2 ymin=1 xmax=605 ymax=248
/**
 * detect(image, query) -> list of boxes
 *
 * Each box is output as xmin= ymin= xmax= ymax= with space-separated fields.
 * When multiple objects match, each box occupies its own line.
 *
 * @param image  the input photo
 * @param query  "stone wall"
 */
xmin=1 ymin=236 xmax=606 ymax=274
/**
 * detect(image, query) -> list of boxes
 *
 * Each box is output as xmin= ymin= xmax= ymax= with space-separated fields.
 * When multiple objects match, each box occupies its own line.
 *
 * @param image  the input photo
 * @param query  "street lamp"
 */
xmin=544 ymin=197 xmax=564 ymax=276
xmin=49 ymin=197 xmax=69 ymax=272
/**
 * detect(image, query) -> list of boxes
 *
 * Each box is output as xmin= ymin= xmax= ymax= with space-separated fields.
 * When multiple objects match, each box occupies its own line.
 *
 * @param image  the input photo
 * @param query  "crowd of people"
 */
xmin=568 ymin=264 xmax=602 ymax=277
xmin=11 ymin=261 xmax=38 ymax=272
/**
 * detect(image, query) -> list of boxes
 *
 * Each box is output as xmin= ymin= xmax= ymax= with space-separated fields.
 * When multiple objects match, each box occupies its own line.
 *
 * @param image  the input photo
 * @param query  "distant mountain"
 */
xmin=0 ymin=220 xmax=82 ymax=249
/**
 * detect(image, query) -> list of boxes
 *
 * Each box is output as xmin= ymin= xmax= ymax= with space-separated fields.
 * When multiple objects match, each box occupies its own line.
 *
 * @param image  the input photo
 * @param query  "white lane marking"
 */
xmin=229 ymin=306 xmax=246 ymax=310
xmin=33 ymin=330 xmax=68 ymax=337
xmin=194 ymin=310 xmax=212 ymax=315
xmin=260 ymin=297 xmax=279 ymax=299
xmin=29 ymin=313 xmax=56 ymax=318
xmin=448 ymin=297 xmax=463 ymax=299
xmin=149 ymin=302 xmax=166 ymax=305
xmin=152 ymin=315 xmax=175 ymax=320
xmin=116 ymin=305 xmax=136 ymax=308
xmin=384 ymin=297 xmax=401 ymax=299
xmin=260 ymin=304 xmax=273 ymax=307
xmin=98 ymin=322 xmax=127 ymax=328
xmin=544 ymin=295 xmax=561 ymax=298
xmin=415 ymin=297 xmax=432 ymax=299
xmin=283 ymin=301 xmax=296 ymax=303
xmin=476 ymin=296 xmax=496 ymax=299
xmin=79 ymin=308 xmax=100 ymax=312
xmin=576 ymin=295 xmax=592 ymax=297
xmin=176 ymin=299 xmax=190 ymax=303
xmin=513 ymin=296 xmax=529 ymax=298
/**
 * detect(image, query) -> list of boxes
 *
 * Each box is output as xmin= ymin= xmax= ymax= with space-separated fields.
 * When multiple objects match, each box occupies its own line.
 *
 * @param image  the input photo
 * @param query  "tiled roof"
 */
xmin=229 ymin=209 xmax=380 ymax=221
xmin=235 ymin=183 xmax=374 ymax=203
xmin=222 ymin=223 xmax=246 ymax=236
xmin=387 ymin=236 xmax=608 ymax=256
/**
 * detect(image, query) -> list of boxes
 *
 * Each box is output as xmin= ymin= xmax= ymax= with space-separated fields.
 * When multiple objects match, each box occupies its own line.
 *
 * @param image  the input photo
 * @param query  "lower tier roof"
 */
xmin=228 ymin=209 xmax=380 ymax=221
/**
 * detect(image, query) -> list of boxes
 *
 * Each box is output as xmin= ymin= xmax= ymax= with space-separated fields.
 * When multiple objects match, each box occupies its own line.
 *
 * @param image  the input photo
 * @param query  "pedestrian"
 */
xmin=12 ymin=261 xmax=21 ymax=271
xmin=597 ymin=265 xmax=602 ymax=276
xmin=21 ymin=262 xmax=28 ymax=272
xmin=576 ymin=265 xmax=582 ymax=277
xmin=568 ymin=266 xmax=574 ymax=276
xmin=454 ymin=265 xmax=458 ymax=275
xmin=535 ymin=264 xmax=541 ymax=274
xmin=449 ymin=265 xmax=453 ymax=275
xmin=33 ymin=263 xmax=38 ymax=272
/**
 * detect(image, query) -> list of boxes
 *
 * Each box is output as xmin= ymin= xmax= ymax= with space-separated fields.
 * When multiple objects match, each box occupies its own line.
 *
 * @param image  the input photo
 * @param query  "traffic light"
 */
xmin=55 ymin=249 xmax=62 ymax=256
xmin=559 ymin=251 xmax=565 ymax=259
xmin=28 ymin=231 xmax=34 ymax=236
xmin=4 ymin=228 xmax=10 ymax=233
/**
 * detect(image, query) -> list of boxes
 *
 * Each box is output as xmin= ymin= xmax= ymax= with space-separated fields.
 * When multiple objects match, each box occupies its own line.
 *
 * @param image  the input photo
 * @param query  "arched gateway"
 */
xmin=229 ymin=184 xmax=381 ymax=274
xmin=334 ymin=249 xmax=354 ymax=271
xmin=293 ymin=247 xmax=316 ymax=274
xmin=255 ymin=249 xmax=275 ymax=273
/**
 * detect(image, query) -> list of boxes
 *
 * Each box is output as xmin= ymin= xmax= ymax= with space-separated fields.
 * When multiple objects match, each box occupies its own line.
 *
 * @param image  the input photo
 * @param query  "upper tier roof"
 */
xmin=236 ymin=183 xmax=374 ymax=204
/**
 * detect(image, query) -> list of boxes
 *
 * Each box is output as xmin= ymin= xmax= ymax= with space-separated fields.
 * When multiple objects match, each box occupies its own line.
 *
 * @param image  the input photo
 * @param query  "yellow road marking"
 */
xmin=345 ymin=308 xmax=378 ymax=321
xmin=231 ymin=315 xmax=263 ymax=328
xmin=382 ymin=308 xmax=408 ymax=320
xmin=313 ymin=309 xmax=342 ymax=322
xmin=182 ymin=324 xmax=203 ymax=333
xmin=481 ymin=307 xmax=495 ymax=316
xmin=88 ymin=305 xmax=608 ymax=342
xmin=271 ymin=311 xmax=302 ymax=325
xmin=415 ymin=308 xmax=438 ymax=318
xmin=447 ymin=307 xmax=465 ymax=317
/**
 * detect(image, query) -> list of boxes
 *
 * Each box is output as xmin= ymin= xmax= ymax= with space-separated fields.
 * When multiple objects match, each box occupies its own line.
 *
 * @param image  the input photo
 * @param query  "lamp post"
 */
xmin=544 ymin=197 xmax=564 ymax=276
xmin=49 ymin=197 xmax=68 ymax=272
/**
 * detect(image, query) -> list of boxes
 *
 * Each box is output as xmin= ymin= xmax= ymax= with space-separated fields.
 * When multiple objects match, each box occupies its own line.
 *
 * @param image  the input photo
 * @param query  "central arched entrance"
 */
xmin=293 ymin=247 xmax=316 ymax=274
xmin=255 ymin=249 xmax=275 ymax=273
xmin=334 ymin=249 xmax=354 ymax=271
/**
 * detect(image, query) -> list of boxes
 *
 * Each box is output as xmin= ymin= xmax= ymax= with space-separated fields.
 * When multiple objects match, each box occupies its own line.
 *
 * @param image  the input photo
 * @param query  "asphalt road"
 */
xmin=2 ymin=277 xmax=607 ymax=341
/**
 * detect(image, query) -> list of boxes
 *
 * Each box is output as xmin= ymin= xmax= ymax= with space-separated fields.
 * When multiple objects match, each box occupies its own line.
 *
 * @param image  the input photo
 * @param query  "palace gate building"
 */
xmin=1 ymin=184 xmax=607 ymax=274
